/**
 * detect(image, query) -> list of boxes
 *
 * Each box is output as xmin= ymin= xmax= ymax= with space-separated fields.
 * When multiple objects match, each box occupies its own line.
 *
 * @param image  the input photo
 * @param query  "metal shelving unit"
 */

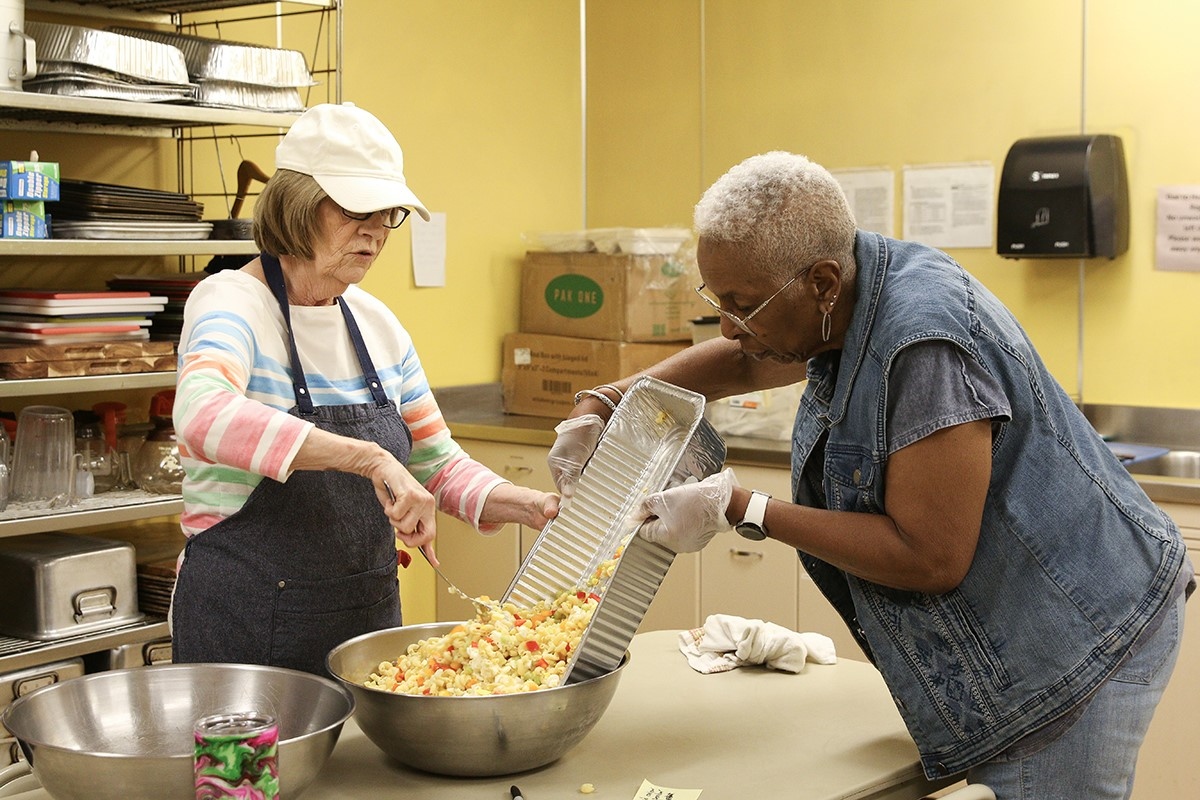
xmin=0 ymin=0 xmax=341 ymax=670
xmin=0 ymin=238 xmax=256 ymax=256
xmin=0 ymin=492 xmax=183 ymax=537
xmin=0 ymin=90 xmax=304 ymax=136
xmin=0 ymin=370 xmax=178 ymax=398
xmin=0 ymin=619 xmax=171 ymax=673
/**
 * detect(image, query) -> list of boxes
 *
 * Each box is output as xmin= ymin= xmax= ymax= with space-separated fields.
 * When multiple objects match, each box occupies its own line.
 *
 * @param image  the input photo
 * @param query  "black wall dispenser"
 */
xmin=997 ymin=134 xmax=1129 ymax=259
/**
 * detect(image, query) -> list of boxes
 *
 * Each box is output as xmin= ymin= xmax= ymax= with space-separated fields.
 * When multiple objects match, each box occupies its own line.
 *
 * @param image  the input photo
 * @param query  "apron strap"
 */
xmin=261 ymin=252 xmax=392 ymax=413
xmin=337 ymin=297 xmax=391 ymax=408
xmin=261 ymin=252 xmax=315 ymax=416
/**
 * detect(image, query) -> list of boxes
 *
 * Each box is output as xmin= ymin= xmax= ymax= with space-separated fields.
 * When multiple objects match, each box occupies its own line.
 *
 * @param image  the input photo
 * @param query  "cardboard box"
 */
xmin=501 ymin=332 xmax=688 ymax=418
xmin=0 ymin=161 xmax=61 ymax=201
xmin=2 ymin=200 xmax=49 ymax=239
xmin=520 ymin=250 xmax=709 ymax=342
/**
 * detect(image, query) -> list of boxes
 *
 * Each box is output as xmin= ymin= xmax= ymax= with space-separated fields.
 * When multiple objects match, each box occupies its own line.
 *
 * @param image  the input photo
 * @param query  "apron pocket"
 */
xmin=269 ymin=562 xmax=401 ymax=675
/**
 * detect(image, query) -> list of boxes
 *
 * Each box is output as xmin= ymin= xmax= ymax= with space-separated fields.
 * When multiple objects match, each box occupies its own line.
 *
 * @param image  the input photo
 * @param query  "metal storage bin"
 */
xmin=98 ymin=636 xmax=173 ymax=670
xmin=0 ymin=533 xmax=143 ymax=642
xmin=0 ymin=658 xmax=85 ymax=742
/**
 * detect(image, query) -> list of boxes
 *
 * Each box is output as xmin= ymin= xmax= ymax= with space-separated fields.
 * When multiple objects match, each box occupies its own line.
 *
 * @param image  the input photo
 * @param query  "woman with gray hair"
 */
xmin=171 ymin=103 xmax=558 ymax=676
xmin=550 ymin=151 xmax=1193 ymax=798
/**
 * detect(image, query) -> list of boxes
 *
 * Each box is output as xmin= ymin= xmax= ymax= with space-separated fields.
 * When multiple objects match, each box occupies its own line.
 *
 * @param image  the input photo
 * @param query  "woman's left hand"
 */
xmin=638 ymin=468 xmax=738 ymax=553
xmin=479 ymin=484 xmax=560 ymax=531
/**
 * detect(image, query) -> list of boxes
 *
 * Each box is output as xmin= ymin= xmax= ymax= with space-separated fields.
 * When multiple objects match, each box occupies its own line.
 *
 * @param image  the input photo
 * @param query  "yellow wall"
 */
xmin=12 ymin=2 xmax=1199 ymax=621
xmin=587 ymin=0 xmax=1200 ymax=407
xmin=340 ymin=2 xmax=584 ymax=620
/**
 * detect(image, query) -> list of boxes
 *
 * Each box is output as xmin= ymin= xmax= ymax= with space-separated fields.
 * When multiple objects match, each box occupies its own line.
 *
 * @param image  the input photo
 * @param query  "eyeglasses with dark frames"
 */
xmin=340 ymin=205 xmax=411 ymax=229
xmin=693 ymin=262 xmax=815 ymax=337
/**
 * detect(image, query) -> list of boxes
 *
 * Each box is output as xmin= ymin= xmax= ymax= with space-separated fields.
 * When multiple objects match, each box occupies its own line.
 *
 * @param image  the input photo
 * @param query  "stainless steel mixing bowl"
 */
xmin=1 ymin=663 xmax=354 ymax=800
xmin=326 ymin=622 xmax=628 ymax=777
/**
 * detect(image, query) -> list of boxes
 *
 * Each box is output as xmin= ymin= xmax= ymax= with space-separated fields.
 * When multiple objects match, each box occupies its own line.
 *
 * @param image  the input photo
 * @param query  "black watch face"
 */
xmin=736 ymin=523 xmax=767 ymax=541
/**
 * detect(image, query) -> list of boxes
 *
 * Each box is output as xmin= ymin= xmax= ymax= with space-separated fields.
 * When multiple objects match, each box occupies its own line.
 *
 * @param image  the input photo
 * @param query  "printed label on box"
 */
xmin=543 ymin=273 xmax=605 ymax=319
xmin=0 ymin=161 xmax=61 ymax=201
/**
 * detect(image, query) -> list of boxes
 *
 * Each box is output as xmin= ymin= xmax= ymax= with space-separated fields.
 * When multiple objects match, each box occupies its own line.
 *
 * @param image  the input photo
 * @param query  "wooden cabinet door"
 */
xmin=724 ymin=462 xmax=868 ymax=660
xmin=1130 ymin=502 xmax=1199 ymax=800
xmin=700 ymin=464 xmax=799 ymax=629
xmin=513 ymin=444 xmax=702 ymax=633
xmin=433 ymin=439 xmax=542 ymax=621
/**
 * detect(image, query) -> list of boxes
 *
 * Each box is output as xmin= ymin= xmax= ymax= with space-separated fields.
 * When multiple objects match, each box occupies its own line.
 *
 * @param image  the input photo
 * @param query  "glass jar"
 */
xmin=74 ymin=411 xmax=119 ymax=494
xmin=132 ymin=391 xmax=184 ymax=495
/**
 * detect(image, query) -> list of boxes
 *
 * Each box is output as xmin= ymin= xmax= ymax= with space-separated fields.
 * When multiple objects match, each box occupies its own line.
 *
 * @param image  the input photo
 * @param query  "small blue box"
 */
xmin=2 ymin=200 xmax=49 ymax=239
xmin=0 ymin=161 xmax=61 ymax=202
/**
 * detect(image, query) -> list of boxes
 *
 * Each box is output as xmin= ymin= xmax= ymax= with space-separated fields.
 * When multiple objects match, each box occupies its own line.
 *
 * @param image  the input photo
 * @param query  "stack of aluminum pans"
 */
xmin=111 ymin=27 xmax=314 ymax=113
xmin=23 ymin=22 xmax=194 ymax=103
xmin=501 ymin=377 xmax=727 ymax=683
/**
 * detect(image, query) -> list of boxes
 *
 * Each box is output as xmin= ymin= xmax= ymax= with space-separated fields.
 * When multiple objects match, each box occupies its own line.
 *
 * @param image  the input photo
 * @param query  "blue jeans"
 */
xmin=966 ymin=588 xmax=1186 ymax=799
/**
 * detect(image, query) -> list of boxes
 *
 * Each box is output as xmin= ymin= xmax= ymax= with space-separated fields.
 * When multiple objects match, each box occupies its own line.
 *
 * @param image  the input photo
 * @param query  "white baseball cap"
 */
xmin=274 ymin=102 xmax=430 ymax=221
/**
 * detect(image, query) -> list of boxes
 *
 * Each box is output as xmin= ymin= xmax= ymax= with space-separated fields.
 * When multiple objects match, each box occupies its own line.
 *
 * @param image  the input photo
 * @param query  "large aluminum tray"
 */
xmin=502 ymin=377 xmax=726 ymax=683
xmin=52 ymin=221 xmax=214 ymax=240
xmin=111 ymin=27 xmax=315 ymax=87
xmin=25 ymin=22 xmax=190 ymax=86
xmin=24 ymin=75 xmax=195 ymax=104
xmin=194 ymin=81 xmax=305 ymax=113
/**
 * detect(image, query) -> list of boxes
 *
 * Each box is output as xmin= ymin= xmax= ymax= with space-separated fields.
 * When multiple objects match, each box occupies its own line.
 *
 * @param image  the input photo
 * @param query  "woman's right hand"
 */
xmin=375 ymin=463 xmax=436 ymax=552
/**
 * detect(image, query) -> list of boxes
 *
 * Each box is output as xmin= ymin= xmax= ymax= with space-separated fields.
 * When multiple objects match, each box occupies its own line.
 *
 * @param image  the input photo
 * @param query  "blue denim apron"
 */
xmin=172 ymin=253 xmax=412 ymax=676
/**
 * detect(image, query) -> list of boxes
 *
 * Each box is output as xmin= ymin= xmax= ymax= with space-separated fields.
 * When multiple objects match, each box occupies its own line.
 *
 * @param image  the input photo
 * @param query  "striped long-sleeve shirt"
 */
xmin=174 ymin=269 xmax=506 ymax=538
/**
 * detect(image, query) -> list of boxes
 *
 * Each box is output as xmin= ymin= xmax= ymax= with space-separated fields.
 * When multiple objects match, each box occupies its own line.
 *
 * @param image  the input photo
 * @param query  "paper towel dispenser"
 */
xmin=997 ymin=134 xmax=1129 ymax=259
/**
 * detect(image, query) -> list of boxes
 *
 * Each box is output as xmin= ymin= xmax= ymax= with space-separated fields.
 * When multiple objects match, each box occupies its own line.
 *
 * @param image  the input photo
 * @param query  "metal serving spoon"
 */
xmin=383 ymin=480 xmax=502 ymax=615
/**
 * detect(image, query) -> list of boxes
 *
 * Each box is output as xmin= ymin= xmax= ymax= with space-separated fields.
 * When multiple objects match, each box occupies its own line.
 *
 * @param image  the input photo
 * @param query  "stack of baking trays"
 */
xmin=136 ymin=558 xmax=177 ymax=617
xmin=22 ymin=22 xmax=194 ymax=103
xmin=51 ymin=178 xmax=210 ymax=241
xmin=111 ymin=27 xmax=315 ymax=112
xmin=502 ymin=376 xmax=727 ymax=684
xmin=107 ymin=272 xmax=207 ymax=343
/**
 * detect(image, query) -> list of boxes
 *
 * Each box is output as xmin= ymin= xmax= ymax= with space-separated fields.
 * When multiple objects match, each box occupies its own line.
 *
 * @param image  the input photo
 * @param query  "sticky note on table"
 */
xmin=633 ymin=779 xmax=703 ymax=799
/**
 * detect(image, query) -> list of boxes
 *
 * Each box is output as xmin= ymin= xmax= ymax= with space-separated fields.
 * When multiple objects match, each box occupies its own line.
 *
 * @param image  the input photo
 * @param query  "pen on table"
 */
xmin=510 ymin=785 xmax=525 ymax=800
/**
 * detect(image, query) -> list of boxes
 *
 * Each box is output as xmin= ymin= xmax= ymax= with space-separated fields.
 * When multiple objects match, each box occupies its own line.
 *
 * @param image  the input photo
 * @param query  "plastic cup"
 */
xmin=11 ymin=405 xmax=76 ymax=507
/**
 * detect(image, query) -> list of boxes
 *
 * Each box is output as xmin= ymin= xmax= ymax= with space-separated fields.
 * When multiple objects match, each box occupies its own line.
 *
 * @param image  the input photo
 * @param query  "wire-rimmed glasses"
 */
xmin=693 ymin=263 xmax=814 ymax=337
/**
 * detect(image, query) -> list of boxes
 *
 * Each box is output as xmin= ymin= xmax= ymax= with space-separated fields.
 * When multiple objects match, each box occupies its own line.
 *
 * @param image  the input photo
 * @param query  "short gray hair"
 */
xmin=253 ymin=169 xmax=328 ymax=260
xmin=693 ymin=151 xmax=858 ymax=283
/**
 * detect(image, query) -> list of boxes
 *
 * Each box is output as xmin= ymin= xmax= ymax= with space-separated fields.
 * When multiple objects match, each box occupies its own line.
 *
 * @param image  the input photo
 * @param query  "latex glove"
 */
xmin=637 ymin=468 xmax=738 ymax=553
xmin=547 ymin=414 xmax=605 ymax=499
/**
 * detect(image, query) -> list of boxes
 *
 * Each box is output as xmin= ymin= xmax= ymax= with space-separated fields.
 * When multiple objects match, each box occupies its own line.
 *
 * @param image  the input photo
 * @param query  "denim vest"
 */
xmin=791 ymin=231 xmax=1189 ymax=778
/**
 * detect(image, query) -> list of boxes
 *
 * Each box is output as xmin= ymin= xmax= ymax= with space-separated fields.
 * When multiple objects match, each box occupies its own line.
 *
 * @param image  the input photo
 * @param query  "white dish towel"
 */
xmin=678 ymin=613 xmax=838 ymax=674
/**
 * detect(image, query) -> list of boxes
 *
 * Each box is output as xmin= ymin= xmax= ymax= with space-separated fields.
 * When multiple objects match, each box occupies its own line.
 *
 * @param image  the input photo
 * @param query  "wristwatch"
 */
xmin=735 ymin=490 xmax=771 ymax=541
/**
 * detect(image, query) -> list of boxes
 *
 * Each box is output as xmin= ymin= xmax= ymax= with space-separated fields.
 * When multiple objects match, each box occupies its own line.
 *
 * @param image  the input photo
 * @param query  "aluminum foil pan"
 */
xmin=193 ymin=80 xmax=305 ymax=113
xmin=25 ymin=21 xmax=190 ymax=86
xmin=502 ymin=377 xmax=727 ymax=683
xmin=24 ymin=73 xmax=195 ymax=104
xmin=111 ymin=27 xmax=315 ymax=87
xmin=52 ymin=221 xmax=214 ymax=240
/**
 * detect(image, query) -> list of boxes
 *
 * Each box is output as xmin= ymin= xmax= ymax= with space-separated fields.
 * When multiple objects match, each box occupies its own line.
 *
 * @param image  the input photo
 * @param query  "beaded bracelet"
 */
xmin=572 ymin=388 xmax=619 ymax=414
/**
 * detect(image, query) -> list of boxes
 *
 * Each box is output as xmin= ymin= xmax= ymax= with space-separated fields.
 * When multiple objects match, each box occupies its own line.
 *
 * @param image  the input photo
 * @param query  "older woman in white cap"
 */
xmin=170 ymin=103 xmax=558 ymax=675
